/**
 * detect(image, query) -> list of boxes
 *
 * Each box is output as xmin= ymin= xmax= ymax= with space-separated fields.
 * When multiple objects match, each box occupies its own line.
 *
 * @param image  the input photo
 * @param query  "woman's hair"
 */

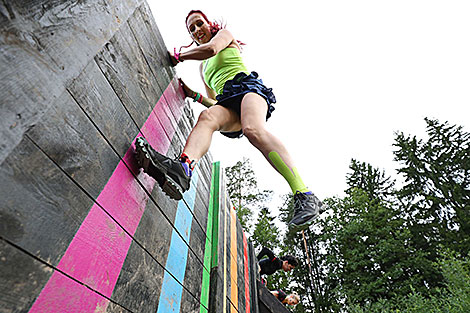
xmin=178 ymin=10 xmax=223 ymax=50
xmin=289 ymin=293 xmax=300 ymax=305
xmin=179 ymin=10 xmax=244 ymax=52
xmin=280 ymin=255 xmax=299 ymax=267
xmin=185 ymin=10 xmax=223 ymax=37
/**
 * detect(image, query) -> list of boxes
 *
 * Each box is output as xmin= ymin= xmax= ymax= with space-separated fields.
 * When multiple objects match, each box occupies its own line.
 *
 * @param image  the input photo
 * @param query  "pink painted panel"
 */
xmin=163 ymin=80 xmax=186 ymax=122
xmin=29 ymin=79 xmax=183 ymax=313
xmin=30 ymin=271 xmax=109 ymax=313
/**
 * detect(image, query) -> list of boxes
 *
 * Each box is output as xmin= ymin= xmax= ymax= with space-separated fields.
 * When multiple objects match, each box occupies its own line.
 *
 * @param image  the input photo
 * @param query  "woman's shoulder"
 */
xmin=212 ymin=29 xmax=241 ymax=51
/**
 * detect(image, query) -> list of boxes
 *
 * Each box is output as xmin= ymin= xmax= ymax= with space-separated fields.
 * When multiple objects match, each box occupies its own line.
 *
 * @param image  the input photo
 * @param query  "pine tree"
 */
xmin=224 ymin=158 xmax=273 ymax=232
xmin=394 ymin=118 xmax=470 ymax=257
xmin=252 ymin=207 xmax=280 ymax=250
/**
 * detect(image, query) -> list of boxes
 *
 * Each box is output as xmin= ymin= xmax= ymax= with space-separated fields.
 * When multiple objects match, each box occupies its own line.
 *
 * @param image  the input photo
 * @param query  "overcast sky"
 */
xmin=149 ymin=1 xmax=470 ymax=207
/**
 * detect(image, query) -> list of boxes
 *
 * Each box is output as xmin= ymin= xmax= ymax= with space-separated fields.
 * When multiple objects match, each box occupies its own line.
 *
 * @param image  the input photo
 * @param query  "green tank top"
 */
xmin=203 ymin=47 xmax=249 ymax=95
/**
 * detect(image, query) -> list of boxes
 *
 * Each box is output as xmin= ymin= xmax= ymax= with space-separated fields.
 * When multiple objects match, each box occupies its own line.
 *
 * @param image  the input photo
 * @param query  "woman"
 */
xmin=271 ymin=290 xmax=300 ymax=306
xmin=135 ymin=10 xmax=324 ymax=232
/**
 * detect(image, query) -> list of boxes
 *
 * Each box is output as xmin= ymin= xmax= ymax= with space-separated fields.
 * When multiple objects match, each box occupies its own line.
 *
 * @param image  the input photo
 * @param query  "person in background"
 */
xmin=258 ymin=246 xmax=298 ymax=277
xmin=271 ymin=290 xmax=300 ymax=306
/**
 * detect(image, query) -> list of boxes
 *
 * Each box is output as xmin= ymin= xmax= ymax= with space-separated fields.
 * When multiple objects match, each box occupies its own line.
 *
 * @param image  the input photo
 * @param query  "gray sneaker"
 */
xmin=135 ymin=137 xmax=191 ymax=200
xmin=288 ymin=191 xmax=325 ymax=232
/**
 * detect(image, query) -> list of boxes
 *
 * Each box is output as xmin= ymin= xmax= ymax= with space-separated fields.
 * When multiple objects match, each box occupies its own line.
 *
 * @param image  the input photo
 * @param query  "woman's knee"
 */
xmin=243 ymin=125 xmax=267 ymax=146
xmin=196 ymin=109 xmax=219 ymax=129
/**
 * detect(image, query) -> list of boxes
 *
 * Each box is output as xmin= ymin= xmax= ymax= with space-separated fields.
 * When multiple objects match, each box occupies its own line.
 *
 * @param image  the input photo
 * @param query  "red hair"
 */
xmin=178 ymin=10 xmax=243 ymax=52
xmin=185 ymin=10 xmax=223 ymax=38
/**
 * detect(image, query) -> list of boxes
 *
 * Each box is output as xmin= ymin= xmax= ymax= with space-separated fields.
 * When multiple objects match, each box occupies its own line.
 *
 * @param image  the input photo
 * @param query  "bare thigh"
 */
xmin=240 ymin=92 xmax=269 ymax=131
xmin=205 ymin=104 xmax=242 ymax=132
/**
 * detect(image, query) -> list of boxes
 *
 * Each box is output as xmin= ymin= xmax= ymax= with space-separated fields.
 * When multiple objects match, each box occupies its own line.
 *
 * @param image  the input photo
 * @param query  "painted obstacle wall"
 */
xmin=0 ymin=1 xmax=260 ymax=312
xmin=203 ymin=162 xmax=260 ymax=313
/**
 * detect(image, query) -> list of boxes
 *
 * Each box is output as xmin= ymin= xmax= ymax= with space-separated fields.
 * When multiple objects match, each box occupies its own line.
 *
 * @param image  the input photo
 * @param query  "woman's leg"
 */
xmin=135 ymin=104 xmax=240 ymax=200
xmin=240 ymin=93 xmax=309 ymax=194
xmin=183 ymin=105 xmax=241 ymax=162
xmin=240 ymin=92 xmax=324 ymax=232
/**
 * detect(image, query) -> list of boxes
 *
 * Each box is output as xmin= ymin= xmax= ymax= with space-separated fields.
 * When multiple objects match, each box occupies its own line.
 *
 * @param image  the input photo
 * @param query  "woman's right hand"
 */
xmin=168 ymin=51 xmax=179 ymax=67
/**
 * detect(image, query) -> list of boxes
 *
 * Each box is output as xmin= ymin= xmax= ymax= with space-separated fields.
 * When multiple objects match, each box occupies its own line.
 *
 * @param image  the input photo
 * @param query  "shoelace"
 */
xmin=293 ymin=192 xmax=307 ymax=214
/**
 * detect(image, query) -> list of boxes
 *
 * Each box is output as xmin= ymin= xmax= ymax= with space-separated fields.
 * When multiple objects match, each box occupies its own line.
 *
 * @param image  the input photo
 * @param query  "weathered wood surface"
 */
xmin=0 ymin=0 xmax=265 ymax=312
xmin=0 ymin=238 xmax=55 ymax=312
xmin=204 ymin=167 xmax=259 ymax=313
xmin=0 ymin=129 xmax=97 ymax=266
xmin=0 ymin=0 xmax=144 ymax=163
xmin=249 ymin=241 xmax=261 ymax=313
xmin=257 ymin=281 xmax=291 ymax=313
xmin=104 ymin=239 xmax=165 ymax=313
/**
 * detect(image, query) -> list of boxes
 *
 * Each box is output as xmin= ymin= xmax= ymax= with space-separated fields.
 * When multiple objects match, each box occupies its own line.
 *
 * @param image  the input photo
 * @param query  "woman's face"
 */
xmin=285 ymin=295 xmax=299 ymax=306
xmin=186 ymin=13 xmax=211 ymax=45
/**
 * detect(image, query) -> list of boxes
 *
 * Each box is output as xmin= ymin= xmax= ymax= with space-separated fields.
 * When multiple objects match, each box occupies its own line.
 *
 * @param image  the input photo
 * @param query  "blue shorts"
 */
xmin=215 ymin=71 xmax=276 ymax=138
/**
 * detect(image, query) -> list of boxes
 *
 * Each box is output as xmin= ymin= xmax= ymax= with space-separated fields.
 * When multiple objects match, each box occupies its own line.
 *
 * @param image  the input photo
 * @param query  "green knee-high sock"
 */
xmin=268 ymin=151 xmax=309 ymax=194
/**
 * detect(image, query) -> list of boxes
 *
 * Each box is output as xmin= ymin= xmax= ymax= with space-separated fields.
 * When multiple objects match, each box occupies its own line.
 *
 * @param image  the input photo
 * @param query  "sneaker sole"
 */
xmin=135 ymin=137 xmax=183 ymax=201
xmin=162 ymin=176 xmax=184 ymax=201
xmin=288 ymin=215 xmax=318 ymax=233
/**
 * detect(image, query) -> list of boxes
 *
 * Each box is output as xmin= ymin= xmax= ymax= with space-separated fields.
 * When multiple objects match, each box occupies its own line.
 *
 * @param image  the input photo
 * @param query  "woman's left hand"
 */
xmin=179 ymin=79 xmax=195 ymax=98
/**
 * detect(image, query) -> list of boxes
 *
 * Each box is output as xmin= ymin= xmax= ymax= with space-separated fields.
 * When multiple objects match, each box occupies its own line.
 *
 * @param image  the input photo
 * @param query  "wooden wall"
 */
xmin=203 ymin=163 xmax=260 ymax=313
xmin=0 ymin=1 xmax=263 ymax=312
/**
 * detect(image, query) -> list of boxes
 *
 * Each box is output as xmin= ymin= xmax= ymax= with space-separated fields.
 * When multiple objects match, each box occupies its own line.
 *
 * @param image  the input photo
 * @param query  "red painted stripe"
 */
xmin=242 ymin=231 xmax=251 ymax=313
xmin=29 ymin=80 xmax=186 ymax=312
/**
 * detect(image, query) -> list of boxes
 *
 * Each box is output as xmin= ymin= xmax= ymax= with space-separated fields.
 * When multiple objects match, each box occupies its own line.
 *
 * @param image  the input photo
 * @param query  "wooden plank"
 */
xmin=200 ymin=159 xmax=217 ymax=313
xmin=0 ymin=42 xmax=63 ymax=164
xmin=131 ymin=179 xmax=178 ymax=265
xmin=0 ymin=239 xmax=54 ymax=313
xmin=0 ymin=238 xmax=137 ymax=313
xmin=189 ymin=180 xmax=211 ymax=263
xmin=66 ymin=60 xmax=141 ymax=160
xmin=208 ymin=267 xmax=223 ymax=313
xmin=127 ymin=3 xmax=173 ymax=91
xmin=0 ymin=0 xmax=143 ymax=163
xmin=230 ymin=206 xmax=239 ymax=313
xmin=180 ymin=250 xmax=205 ymax=313
xmin=164 ymin=78 xmax=188 ymax=132
xmin=223 ymin=187 xmax=232 ymax=313
xmin=0 ymin=132 xmax=95 ymax=267
xmin=26 ymin=84 xmax=122 ymax=200
xmin=242 ymin=233 xmax=252 ymax=313
xmin=94 ymin=21 xmax=164 ymax=129
xmin=257 ymin=281 xmax=291 ymax=313
xmin=209 ymin=162 xmax=226 ymax=312
xmin=248 ymin=242 xmax=260 ymax=313
xmin=105 ymin=241 xmax=164 ymax=313
xmin=236 ymin=223 xmax=247 ymax=313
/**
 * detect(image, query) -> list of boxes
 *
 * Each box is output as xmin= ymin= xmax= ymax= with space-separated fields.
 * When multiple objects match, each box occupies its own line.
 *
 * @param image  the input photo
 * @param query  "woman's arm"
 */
xmin=272 ymin=290 xmax=287 ymax=303
xmin=180 ymin=78 xmax=217 ymax=108
xmin=270 ymin=291 xmax=280 ymax=299
xmin=178 ymin=29 xmax=235 ymax=61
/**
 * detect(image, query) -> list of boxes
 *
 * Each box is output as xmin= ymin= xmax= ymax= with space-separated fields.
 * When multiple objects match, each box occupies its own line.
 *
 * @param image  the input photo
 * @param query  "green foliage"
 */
xmin=274 ymin=119 xmax=470 ymax=312
xmin=349 ymin=251 xmax=470 ymax=313
xmin=394 ymin=118 xmax=470 ymax=255
xmin=231 ymin=119 xmax=469 ymax=313
xmin=224 ymin=157 xmax=273 ymax=232
xmin=347 ymin=159 xmax=395 ymax=201
xmin=252 ymin=207 xmax=280 ymax=251
xmin=278 ymin=194 xmax=337 ymax=313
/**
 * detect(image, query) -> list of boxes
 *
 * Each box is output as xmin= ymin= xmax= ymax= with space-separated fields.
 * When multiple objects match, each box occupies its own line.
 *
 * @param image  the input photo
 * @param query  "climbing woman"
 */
xmin=271 ymin=290 xmax=300 ymax=306
xmin=135 ymin=10 xmax=324 ymax=232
